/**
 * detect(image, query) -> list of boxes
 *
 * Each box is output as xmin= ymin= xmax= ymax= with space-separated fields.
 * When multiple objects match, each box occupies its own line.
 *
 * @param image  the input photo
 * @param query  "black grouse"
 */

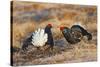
xmin=60 ymin=27 xmax=81 ymax=44
xmin=60 ymin=25 xmax=92 ymax=44
xmin=22 ymin=24 xmax=54 ymax=51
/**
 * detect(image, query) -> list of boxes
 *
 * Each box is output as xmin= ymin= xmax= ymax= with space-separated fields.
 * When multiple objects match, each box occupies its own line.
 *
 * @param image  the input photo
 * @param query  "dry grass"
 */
xmin=12 ymin=38 xmax=97 ymax=65
xmin=12 ymin=22 xmax=35 ymax=48
xmin=11 ymin=1 xmax=97 ymax=66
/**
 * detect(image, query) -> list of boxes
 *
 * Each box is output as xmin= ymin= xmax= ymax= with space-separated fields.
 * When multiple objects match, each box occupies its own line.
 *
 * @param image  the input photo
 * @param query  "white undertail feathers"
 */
xmin=31 ymin=28 xmax=48 ymax=47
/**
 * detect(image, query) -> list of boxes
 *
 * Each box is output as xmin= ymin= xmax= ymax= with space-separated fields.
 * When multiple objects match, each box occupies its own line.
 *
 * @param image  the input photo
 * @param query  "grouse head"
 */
xmin=60 ymin=26 xmax=69 ymax=31
xmin=47 ymin=23 xmax=52 ymax=28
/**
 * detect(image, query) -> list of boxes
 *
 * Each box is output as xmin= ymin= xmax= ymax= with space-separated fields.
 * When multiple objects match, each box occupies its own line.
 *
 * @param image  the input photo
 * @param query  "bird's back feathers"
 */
xmin=71 ymin=25 xmax=92 ymax=40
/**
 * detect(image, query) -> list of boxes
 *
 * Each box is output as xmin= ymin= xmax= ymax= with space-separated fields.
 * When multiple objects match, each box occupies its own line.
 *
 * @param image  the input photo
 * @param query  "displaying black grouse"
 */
xmin=60 ymin=25 xmax=92 ymax=44
xmin=60 ymin=27 xmax=81 ymax=44
xmin=21 ymin=24 xmax=54 ymax=51
xmin=71 ymin=25 xmax=92 ymax=40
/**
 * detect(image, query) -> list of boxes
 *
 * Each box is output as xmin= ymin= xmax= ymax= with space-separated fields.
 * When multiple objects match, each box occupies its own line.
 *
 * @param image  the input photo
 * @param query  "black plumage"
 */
xmin=60 ymin=25 xmax=92 ymax=44
xmin=21 ymin=34 xmax=33 ymax=51
xmin=21 ymin=24 xmax=54 ymax=51
xmin=71 ymin=25 xmax=92 ymax=40
xmin=45 ymin=24 xmax=54 ymax=50
xmin=60 ymin=27 xmax=81 ymax=44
